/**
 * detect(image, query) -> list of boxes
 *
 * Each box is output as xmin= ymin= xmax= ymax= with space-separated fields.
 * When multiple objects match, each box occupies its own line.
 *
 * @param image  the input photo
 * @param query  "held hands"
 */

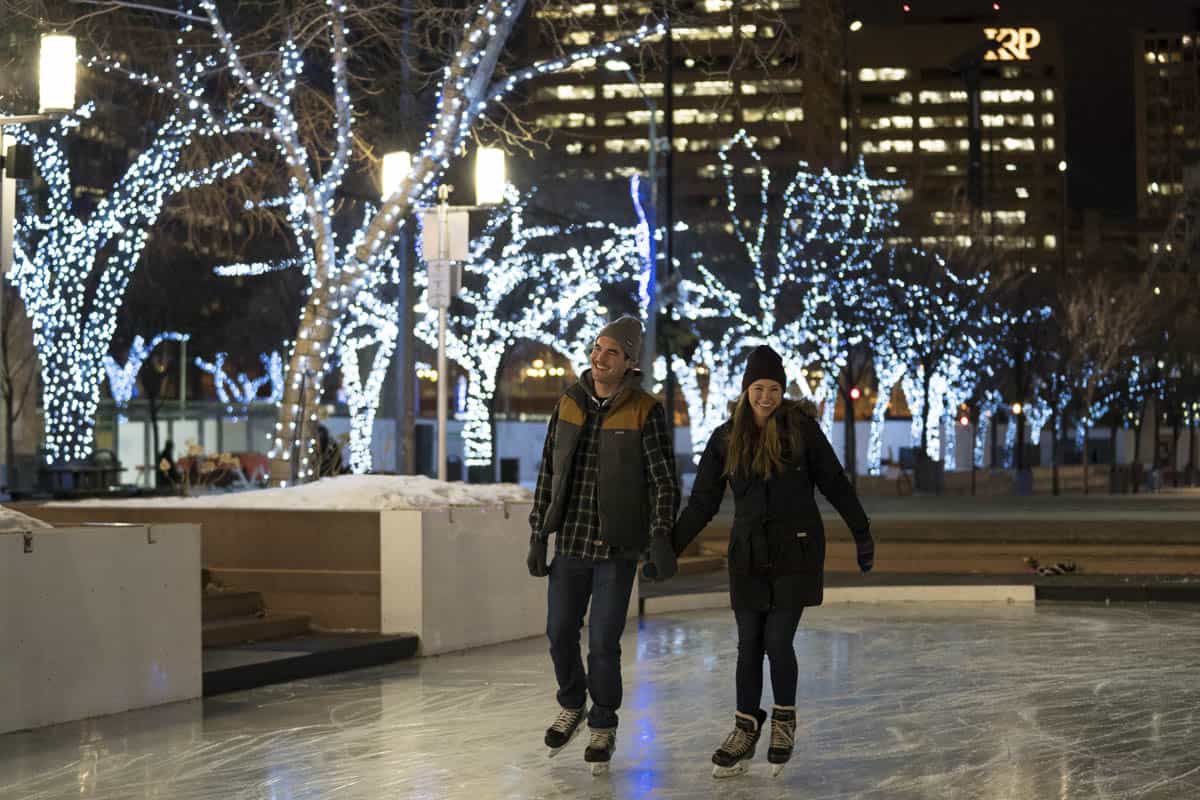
xmin=855 ymin=533 xmax=875 ymax=574
xmin=641 ymin=534 xmax=678 ymax=582
xmin=526 ymin=538 xmax=549 ymax=578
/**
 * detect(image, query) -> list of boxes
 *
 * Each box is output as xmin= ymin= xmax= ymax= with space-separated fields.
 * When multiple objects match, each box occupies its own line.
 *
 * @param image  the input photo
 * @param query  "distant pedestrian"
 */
xmin=156 ymin=440 xmax=178 ymax=489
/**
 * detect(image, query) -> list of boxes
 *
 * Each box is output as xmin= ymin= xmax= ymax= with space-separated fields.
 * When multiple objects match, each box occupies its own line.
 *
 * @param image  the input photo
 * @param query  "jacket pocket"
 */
xmin=770 ymin=526 xmax=823 ymax=574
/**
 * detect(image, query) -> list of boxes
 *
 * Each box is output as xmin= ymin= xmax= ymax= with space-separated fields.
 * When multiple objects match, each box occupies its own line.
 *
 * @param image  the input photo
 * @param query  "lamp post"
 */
xmin=606 ymin=59 xmax=660 ymax=386
xmin=1 ymin=33 xmax=78 ymax=486
xmin=381 ymin=146 xmax=505 ymax=482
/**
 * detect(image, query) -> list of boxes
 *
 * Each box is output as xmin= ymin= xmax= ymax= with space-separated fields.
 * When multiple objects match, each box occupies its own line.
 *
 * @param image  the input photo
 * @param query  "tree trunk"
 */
xmin=1132 ymin=412 xmax=1144 ymax=494
xmin=1015 ymin=412 xmax=1026 ymax=471
xmin=1082 ymin=421 xmax=1090 ymax=496
xmin=1050 ymin=409 xmax=1060 ymax=496
xmin=841 ymin=370 xmax=857 ymax=485
xmin=920 ymin=366 xmax=932 ymax=457
xmin=1109 ymin=420 xmax=1119 ymax=495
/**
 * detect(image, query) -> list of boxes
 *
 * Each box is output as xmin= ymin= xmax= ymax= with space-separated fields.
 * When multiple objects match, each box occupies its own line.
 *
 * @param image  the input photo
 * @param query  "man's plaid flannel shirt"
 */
xmin=529 ymin=391 xmax=678 ymax=561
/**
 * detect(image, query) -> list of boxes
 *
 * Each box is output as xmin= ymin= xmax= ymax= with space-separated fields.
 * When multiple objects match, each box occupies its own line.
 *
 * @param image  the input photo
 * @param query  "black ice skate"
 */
xmin=544 ymin=705 xmax=587 ymax=758
xmin=711 ymin=710 xmax=766 ymax=778
xmin=767 ymin=705 xmax=796 ymax=777
xmin=584 ymin=726 xmax=617 ymax=775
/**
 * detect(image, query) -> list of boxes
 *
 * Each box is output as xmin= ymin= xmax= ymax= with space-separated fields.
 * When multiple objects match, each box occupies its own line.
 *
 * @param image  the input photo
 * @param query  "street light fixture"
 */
xmin=381 ymin=146 xmax=506 ymax=482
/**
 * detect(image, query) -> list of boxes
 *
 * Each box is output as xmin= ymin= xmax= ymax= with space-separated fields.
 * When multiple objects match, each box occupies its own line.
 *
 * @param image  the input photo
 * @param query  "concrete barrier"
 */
xmin=0 ymin=524 xmax=201 ymax=734
xmin=17 ymin=502 xmax=620 ymax=656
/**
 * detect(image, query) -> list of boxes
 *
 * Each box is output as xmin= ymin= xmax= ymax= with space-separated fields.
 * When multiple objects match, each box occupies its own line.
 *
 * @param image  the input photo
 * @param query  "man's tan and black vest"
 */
xmin=541 ymin=375 xmax=660 ymax=551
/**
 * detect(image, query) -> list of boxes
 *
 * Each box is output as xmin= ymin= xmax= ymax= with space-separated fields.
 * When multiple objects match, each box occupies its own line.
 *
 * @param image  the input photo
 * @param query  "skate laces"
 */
xmin=722 ymin=725 xmax=754 ymax=756
xmin=770 ymin=717 xmax=795 ymax=750
xmin=589 ymin=728 xmax=615 ymax=749
xmin=550 ymin=707 xmax=583 ymax=734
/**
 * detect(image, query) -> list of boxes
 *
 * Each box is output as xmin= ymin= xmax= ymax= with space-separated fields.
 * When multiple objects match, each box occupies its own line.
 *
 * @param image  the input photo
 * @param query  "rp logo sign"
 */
xmin=983 ymin=27 xmax=1042 ymax=61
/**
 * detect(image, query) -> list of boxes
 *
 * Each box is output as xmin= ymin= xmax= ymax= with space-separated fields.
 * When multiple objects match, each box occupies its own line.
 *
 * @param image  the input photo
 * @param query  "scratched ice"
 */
xmin=2 ymin=604 xmax=1198 ymax=799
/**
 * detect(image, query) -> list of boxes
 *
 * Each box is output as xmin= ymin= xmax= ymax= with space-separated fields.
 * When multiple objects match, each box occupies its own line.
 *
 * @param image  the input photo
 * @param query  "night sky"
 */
xmin=854 ymin=0 xmax=1196 ymax=219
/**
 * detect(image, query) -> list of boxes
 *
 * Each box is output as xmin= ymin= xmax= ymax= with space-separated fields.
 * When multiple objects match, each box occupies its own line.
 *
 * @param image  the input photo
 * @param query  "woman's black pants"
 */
xmin=733 ymin=606 xmax=804 ymax=714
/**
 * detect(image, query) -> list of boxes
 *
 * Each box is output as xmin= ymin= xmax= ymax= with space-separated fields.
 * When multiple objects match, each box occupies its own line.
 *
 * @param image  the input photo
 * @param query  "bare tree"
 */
xmin=1057 ymin=268 xmax=1158 ymax=493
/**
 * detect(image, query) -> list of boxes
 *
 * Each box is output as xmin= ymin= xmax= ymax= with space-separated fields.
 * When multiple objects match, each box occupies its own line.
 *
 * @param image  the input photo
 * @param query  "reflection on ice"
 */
xmin=1 ymin=604 xmax=1198 ymax=799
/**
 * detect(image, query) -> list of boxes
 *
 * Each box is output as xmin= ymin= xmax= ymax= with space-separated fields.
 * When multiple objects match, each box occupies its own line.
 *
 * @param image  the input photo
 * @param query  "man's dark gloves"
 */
xmin=855 ymin=533 xmax=875 ymax=574
xmin=641 ymin=534 xmax=678 ymax=582
xmin=527 ymin=538 xmax=549 ymax=578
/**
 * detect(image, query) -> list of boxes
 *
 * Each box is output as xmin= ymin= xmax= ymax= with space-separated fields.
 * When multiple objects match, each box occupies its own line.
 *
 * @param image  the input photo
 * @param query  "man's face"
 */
xmin=590 ymin=336 xmax=630 ymax=384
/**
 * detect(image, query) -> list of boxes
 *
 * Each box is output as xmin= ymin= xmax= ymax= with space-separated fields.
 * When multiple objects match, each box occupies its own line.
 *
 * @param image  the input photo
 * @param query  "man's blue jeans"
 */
xmin=546 ymin=555 xmax=638 ymax=729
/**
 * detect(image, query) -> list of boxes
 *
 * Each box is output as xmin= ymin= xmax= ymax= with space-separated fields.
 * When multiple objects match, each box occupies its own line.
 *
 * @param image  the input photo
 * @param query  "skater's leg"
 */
xmin=547 ymin=557 xmax=594 ymax=711
xmin=762 ymin=607 xmax=803 ymax=775
xmin=584 ymin=558 xmax=638 ymax=729
xmin=762 ymin=607 xmax=803 ymax=708
xmin=733 ymin=609 xmax=769 ymax=715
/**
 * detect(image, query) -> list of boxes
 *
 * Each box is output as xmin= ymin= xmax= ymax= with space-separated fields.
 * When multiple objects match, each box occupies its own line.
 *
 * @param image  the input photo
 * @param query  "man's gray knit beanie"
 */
xmin=596 ymin=315 xmax=643 ymax=363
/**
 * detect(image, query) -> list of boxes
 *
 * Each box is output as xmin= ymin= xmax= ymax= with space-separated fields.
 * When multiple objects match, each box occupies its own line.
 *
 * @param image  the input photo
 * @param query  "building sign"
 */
xmin=983 ymin=27 xmax=1041 ymax=61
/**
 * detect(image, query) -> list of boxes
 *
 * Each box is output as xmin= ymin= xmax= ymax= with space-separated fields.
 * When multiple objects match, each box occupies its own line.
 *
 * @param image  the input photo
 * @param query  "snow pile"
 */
xmin=56 ymin=475 xmax=533 ymax=511
xmin=0 ymin=505 xmax=53 ymax=530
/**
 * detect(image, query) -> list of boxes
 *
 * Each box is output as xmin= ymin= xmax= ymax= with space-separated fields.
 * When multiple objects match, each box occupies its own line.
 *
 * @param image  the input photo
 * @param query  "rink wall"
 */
xmin=18 ymin=503 xmax=575 ymax=656
xmin=1 ymin=524 xmax=201 ymax=734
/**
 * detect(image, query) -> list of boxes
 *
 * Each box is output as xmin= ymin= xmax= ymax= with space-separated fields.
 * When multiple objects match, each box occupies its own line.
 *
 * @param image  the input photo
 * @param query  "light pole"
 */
xmin=606 ymin=59 xmax=660 ymax=386
xmin=381 ymin=146 xmax=505 ymax=482
xmin=1 ymin=33 xmax=78 ymax=487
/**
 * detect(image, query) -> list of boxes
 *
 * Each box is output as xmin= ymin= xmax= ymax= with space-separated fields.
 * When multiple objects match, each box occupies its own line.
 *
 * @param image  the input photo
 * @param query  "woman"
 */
xmin=672 ymin=346 xmax=875 ymax=778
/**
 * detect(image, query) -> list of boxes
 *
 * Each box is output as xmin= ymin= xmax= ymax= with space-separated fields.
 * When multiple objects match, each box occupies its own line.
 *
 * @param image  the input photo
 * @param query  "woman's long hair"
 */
xmin=724 ymin=395 xmax=807 ymax=480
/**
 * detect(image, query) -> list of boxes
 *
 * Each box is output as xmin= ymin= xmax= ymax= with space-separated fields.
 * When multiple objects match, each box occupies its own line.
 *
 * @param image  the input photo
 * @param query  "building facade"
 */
xmin=1135 ymin=29 xmax=1200 ymax=270
xmin=847 ymin=21 xmax=1067 ymax=267
xmin=521 ymin=0 xmax=844 ymax=220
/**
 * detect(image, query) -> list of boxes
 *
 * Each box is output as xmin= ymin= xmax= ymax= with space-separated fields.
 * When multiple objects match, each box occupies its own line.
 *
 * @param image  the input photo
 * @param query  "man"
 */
xmin=527 ymin=315 xmax=680 ymax=774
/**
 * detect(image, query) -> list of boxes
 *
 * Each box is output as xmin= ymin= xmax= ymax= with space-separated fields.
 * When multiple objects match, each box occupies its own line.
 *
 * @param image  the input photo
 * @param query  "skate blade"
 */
xmin=590 ymin=762 xmax=610 ymax=776
xmin=771 ymin=763 xmax=786 ymax=777
xmin=712 ymin=762 xmax=749 ymax=779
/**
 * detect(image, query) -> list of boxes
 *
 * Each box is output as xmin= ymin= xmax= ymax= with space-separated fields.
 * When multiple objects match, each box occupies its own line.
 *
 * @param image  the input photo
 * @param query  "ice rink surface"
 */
xmin=2 ymin=603 xmax=1198 ymax=800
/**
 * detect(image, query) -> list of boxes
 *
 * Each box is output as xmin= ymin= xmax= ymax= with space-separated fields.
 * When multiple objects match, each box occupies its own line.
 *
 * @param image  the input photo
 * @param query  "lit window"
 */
xmin=1042 ymin=89 xmax=1055 ymax=102
xmin=1147 ymin=182 xmax=1160 ymax=194
xmin=564 ymin=31 xmax=592 ymax=45
xmin=1145 ymin=52 xmax=1158 ymax=64
xmin=1002 ymin=137 xmax=1036 ymax=151
xmin=602 ymin=82 xmax=663 ymax=99
xmin=1015 ymin=187 xmax=1030 ymax=199
xmin=683 ymin=80 xmax=735 ymax=96
xmin=566 ymin=142 xmax=584 ymax=155
xmin=1042 ymin=137 xmax=1056 ymax=151
xmin=743 ymin=107 xmax=805 ymax=123
xmin=859 ymin=67 xmax=909 ymax=81
xmin=741 ymin=79 xmax=803 ymax=95
xmin=1042 ymin=113 xmax=1055 ymax=126
xmin=894 ymin=92 xmax=914 ymax=105
xmin=704 ymin=0 xmax=731 ymax=10
xmin=983 ymin=210 xmax=1027 ymax=225
xmin=920 ymin=139 xmax=949 ymax=153
xmin=534 ymin=85 xmax=597 ymax=101
xmin=1005 ymin=163 xmax=1018 ymax=172
xmin=919 ymin=115 xmax=967 ymax=129
xmin=862 ymin=139 xmax=914 ymax=154
xmin=980 ymin=89 xmax=1035 ymax=104
xmin=566 ymin=58 xmax=595 ymax=72
xmin=886 ymin=165 xmax=899 ymax=173
xmin=881 ymin=188 xmax=914 ymax=202
xmin=1044 ymin=235 xmax=1058 ymax=249
xmin=920 ymin=90 xmax=969 ymax=104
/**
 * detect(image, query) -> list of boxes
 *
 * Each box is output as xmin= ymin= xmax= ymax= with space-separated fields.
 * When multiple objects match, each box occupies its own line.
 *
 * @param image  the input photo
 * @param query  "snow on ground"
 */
xmin=51 ymin=475 xmax=533 ymax=511
xmin=0 ymin=505 xmax=53 ymax=529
